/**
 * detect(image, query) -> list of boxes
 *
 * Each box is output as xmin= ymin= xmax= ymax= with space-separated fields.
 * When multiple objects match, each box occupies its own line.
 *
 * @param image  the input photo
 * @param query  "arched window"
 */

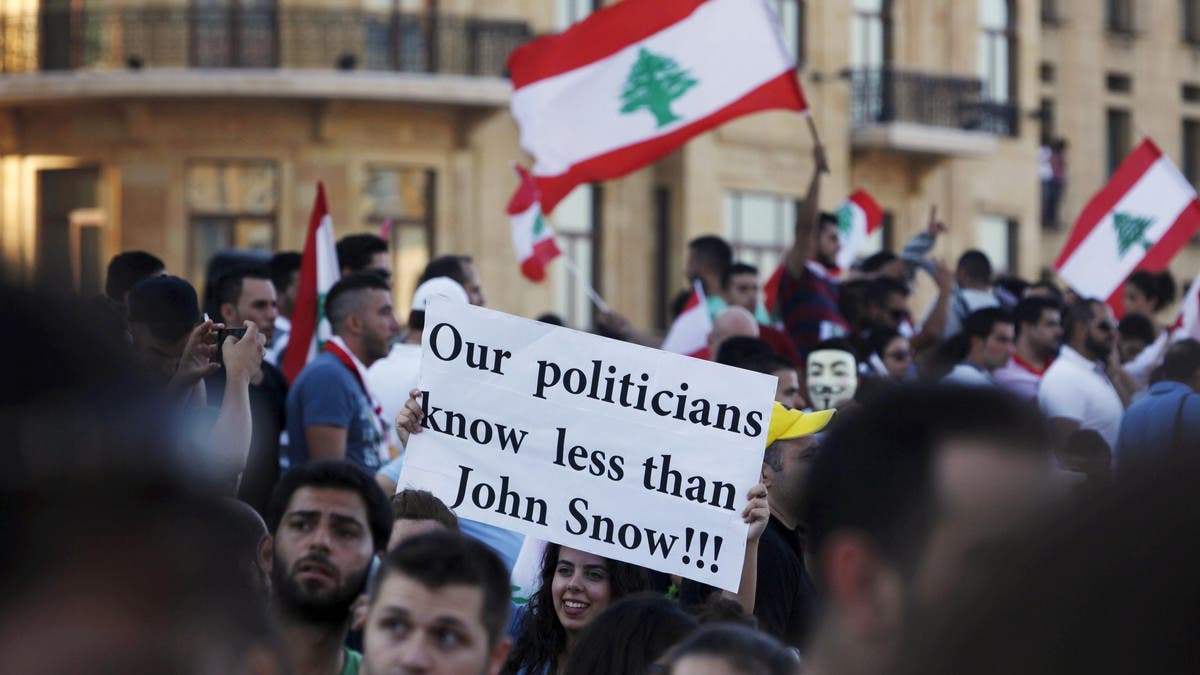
xmin=979 ymin=0 xmax=1014 ymax=102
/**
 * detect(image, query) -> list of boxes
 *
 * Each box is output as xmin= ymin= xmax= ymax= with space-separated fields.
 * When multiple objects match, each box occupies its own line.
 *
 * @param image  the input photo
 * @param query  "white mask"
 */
xmin=807 ymin=349 xmax=858 ymax=410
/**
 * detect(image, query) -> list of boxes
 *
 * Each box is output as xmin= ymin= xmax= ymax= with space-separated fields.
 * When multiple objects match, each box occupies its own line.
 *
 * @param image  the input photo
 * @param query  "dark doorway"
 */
xmin=36 ymin=167 xmax=100 ymax=292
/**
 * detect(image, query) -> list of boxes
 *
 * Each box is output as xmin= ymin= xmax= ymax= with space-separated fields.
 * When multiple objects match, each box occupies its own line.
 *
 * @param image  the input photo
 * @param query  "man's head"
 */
xmin=962 ymin=307 xmax=1015 ymax=372
xmin=264 ymin=461 xmax=392 ymax=626
xmin=127 ymin=275 xmax=201 ymax=381
xmin=955 ymin=250 xmax=993 ymax=290
xmin=387 ymin=489 xmax=460 ymax=552
xmin=723 ymin=262 xmax=760 ymax=312
xmin=1117 ymin=313 xmax=1156 ymax=363
xmin=816 ymin=212 xmax=841 ymax=269
xmin=407 ymin=276 xmax=469 ymax=337
xmin=761 ymin=402 xmax=834 ymax=525
xmin=708 ymin=307 xmax=760 ymax=361
xmin=215 ymin=265 xmax=278 ymax=347
xmin=865 ymin=277 xmax=911 ymax=331
xmin=1161 ymin=339 xmax=1200 ymax=392
xmin=806 ymin=338 xmax=859 ymax=409
xmin=1064 ymin=299 xmax=1116 ymax=361
xmin=1024 ymin=280 xmax=1063 ymax=303
xmin=801 ymin=386 xmax=1055 ymax=666
xmin=743 ymin=353 xmax=805 ymax=410
xmin=420 ymin=255 xmax=485 ymax=306
xmin=1013 ymin=297 xmax=1063 ymax=360
xmin=269 ymin=252 xmax=302 ymax=319
xmin=861 ymin=252 xmax=907 ymax=281
xmin=365 ymin=531 xmax=512 ymax=675
xmin=686 ymin=236 xmax=733 ymax=292
xmin=337 ymin=234 xmax=391 ymax=282
xmin=105 ymin=251 xmax=165 ymax=305
xmin=325 ymin=273 xmax=400 ymax=365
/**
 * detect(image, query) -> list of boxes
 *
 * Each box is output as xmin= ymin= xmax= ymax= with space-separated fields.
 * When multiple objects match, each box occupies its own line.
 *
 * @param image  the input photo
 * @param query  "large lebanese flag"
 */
xmin=834 ymin=189 xmax=884 ymax=271
xmin=282 ymin=182 xmax=341 ymax=383
xmin=1055 ymin=139 xmax=1200 ymax=312
xmin=661 ymin=280 xmax=712 ymax=358
xmin=508 ymin=164 xmax=562 ymax=282
xmin=509 ymin=0 xmax=808 ymax=214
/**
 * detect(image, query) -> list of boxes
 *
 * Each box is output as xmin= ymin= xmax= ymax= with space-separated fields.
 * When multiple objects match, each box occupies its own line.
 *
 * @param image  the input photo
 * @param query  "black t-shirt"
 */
xmin=206 ymin=361 xmax=288 ymax=514
xmin=754 ymin=515 xmax=816 ymax=648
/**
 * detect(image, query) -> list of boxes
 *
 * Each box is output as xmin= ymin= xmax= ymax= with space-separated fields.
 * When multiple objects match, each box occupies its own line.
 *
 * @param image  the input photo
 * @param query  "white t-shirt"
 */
xmin=366 ymin=342 xmax=422 ymax=430
xmin=1038 ymin=346 xmax=1125 ymax=448
xmin=942 ymin=363 xmax=996 ymax=387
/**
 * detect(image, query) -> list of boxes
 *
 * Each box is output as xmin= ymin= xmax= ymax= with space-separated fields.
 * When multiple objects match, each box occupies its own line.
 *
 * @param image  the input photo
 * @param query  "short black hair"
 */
xmin=818 ymin=211 xmax=839 ymax=232
xmin=391 ymin=489 xmax=458 ymax=530
xmin=865 ymin=276 xmax=910 ymax=308
xmin=860 ymin=251 xmax=899 ymax=274
xmin=106 ymin=251 xmax=164 ymax=302
xmin=418 ymin=255 xmax=471 ymax=287
xmin=802 ymin=385 xmax=1048 ymax=579
xmin=215 ymin=264 xmax=271 ymax=311
xmin=325 ymin=272 xmax=391 ymax=332
xmin=1064 ymin=298 xmax=1104 ymax=343
xmin=1117 ymin=313 xmax=1156 ymax=345
xmin=957 ymin=250 xmax=994 ymax=286
xmin=1126 ymin=270 xmax=1177 ymax=312
xmin=740 ymin=352 xmax=797 ymax=377
xmin=1161 ymin=339 xmax=1200 ymax=383
xmin=715 ymin=336 xmax=775 ymax=368
xmin=127 ymin=275 xmax=201 ymax=343
xmin=269 ymin=252 xmax=302 ymax=293
xmin=663 ymin=624 xmax=797 ymax=675
xmin=336 ymin=234 xmax=388 ymax=274
xmin=1013 ymin=296 xmax=1062 ymax=338
xmin=265 ymin=460 xmax=392 ymax=553
xmin=723 ymin=262 xmax=759 ymax=290
xmin=963 ymin=307 xmax=1014 ymax=344
xmin=565 ymin=594 xmax=699 ymax=675
xmin=809 ymin=337 xmax=859 ymax=363
xmin=370 ymin=530 xmax=511 ymax=646
xmin=1026 ymin=280 xmax=1064 ymax=302
xmin=688 ymin=236 xmax=733 ymax=276
xmin=867 ymin=326 xmax=903 ymax=358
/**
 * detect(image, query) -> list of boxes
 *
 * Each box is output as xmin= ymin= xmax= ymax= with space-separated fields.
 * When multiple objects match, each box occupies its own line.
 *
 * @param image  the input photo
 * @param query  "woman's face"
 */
xmin=881 ymin=336 xmax=913 ymax=380
xmin=1124 ymin=284 xmax=1154 ymax=317
xmin=551 ymin=547 xmax=613 ymax=635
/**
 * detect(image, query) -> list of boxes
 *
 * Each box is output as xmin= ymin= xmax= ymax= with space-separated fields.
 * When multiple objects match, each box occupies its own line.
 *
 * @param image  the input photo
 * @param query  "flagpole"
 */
xmin=559 ymin=254 xmax=611 ymax=315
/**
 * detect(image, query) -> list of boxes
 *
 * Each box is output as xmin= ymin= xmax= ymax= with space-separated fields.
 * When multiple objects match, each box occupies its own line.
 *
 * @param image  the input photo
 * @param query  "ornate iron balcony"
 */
xmin=849 ymin=67 xmax=1018 ymax=138
xmin=0 ymin=6 xmax=531 ymax=77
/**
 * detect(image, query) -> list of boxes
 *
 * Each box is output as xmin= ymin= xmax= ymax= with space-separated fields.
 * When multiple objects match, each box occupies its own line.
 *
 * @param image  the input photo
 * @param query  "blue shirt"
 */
xmin=378 ymin=456 xmax=525 ymax=571
xmin=286 ymin=351 xmax=385 ymax=473
xmin=1116 ymin=381 xmax=1200 ymax=470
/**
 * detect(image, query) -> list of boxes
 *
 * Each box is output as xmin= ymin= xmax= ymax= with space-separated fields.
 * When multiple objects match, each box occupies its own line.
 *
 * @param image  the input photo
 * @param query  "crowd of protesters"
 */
xmin=2 ymin=142 xmax=1198 ymax=675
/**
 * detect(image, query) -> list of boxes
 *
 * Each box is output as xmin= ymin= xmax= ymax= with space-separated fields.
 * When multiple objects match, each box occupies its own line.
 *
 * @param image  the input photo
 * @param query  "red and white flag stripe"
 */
xmin=282 ymin=182 xmax=341 ymax=383
xmin=661 ymin=280 xmax=712 ymax=358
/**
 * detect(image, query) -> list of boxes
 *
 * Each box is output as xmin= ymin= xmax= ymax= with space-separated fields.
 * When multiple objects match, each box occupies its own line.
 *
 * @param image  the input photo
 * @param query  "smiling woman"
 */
xmin=502 ymin=543 xmax=652 ymax=675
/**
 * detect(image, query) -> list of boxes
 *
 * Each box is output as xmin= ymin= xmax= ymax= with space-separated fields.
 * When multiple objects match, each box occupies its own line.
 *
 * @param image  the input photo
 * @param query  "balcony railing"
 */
xmin=0 ymin=6 xmax=531 ymax=77
xmin=850 ymin=67 xmax=1018 ymax=138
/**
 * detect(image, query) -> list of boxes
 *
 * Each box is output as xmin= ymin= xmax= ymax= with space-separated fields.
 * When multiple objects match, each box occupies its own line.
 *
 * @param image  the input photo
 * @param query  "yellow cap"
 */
xmin=766 ymin=402 xmax=835 ymax=447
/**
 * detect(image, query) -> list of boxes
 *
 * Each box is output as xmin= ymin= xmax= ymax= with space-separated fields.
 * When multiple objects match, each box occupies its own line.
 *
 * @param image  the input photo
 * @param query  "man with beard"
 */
xmin=264 ymin=460 xmax=392 ymax=675
xmin=994 ymin=297 xmax=1062 ymax=400
xmin=1039 ymin=298 xmax=1132 ymax=450
xmin=286 ymin=273 xmax=401 ymax=472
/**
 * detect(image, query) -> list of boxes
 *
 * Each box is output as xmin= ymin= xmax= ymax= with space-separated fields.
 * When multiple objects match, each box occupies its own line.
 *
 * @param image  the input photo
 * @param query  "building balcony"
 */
xmin=0 ymin=6 xmax=531 ymax=106
xmin=849 ymin=67 xmax=1018 ymax=157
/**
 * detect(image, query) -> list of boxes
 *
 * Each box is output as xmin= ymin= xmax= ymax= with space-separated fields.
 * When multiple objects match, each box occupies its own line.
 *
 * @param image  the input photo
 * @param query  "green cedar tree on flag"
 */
xmin=1055 ymin=139 xmax=1200 ymax=313
xmin=509 ymin=0 xmax=808 ymax=214
xmin=508 ymin=165 xmax=562 ymax=282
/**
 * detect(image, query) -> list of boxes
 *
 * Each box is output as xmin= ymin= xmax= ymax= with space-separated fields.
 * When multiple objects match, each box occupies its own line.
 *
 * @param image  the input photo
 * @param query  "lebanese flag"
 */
xmin=835 ymin=189 xmax=884 ymax=271
xmin=1055 ymin=139 xmax=1200 ymax=312
xmin=509 ymin=0 xmax=808 ymax=214
xmin=507 ymin=164 xmax=562 ymax=282
xmin=661 ymin=280 xmax=712 ymax=358
xmin=1172 ymin=272 xmax=1200 ymax=341
xmin=282 ymin=182 xmax=341 ymax=383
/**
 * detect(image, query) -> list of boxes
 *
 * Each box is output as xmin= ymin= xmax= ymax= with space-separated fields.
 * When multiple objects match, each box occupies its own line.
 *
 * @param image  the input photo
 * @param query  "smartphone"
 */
xmin=214 ymin=327 xmax=247 ymax=364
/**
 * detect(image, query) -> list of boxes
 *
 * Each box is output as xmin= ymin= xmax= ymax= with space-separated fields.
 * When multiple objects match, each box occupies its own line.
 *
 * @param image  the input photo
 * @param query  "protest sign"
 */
xmin=397 ymin=298 xmax=776 ymax=591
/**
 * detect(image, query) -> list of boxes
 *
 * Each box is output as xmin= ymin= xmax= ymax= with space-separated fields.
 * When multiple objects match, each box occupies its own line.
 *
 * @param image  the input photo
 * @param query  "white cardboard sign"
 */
xmin=397 ymin=299 xmax=776 ymax=591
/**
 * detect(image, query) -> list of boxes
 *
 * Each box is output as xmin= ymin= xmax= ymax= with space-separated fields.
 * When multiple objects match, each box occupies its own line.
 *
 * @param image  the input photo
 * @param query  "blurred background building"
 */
xmin=0 ymin=0 xmax=1196 ymax=328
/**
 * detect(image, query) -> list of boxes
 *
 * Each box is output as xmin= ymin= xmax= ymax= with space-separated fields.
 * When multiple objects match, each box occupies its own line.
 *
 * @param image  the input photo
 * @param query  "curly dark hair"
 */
xmin=502 ymin=543 xmax=652 ymax=675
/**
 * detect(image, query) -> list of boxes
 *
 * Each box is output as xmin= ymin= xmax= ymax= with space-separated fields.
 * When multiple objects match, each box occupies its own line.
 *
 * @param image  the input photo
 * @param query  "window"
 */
xmin=186 ymin=161 xmax=279 ymax=279
xmin=1040 ymin=98 xmax=1056 ymax=145
xmin=1040 ymin=0 xmax=1062 ymax=25
xmin=767 ymin=0 xmax=805 ymax=66
xmin=978 ymin=0 xmax=1014 ymax=103
xmin=553 ymin=185 xmax=602 ymax=331
xmin=724 ymin=192 xmax=797 ymax=286
xmin=1184 ymin=120 xmax=1200 ymax=190
xmin=1185 ymin=0 xmax=1200 ymax=44
xmin=1107 ymin=0 xmax=1135 ymax=34
xmin=189 ymin=0 xmax=278 ymax=68
xmin=977 ymin=214 xmax=1017 ymax=275
xmin=362 ymin=165 xmax=435 ymax=315
xmin=556 ymin=0 xmax=600 ymax=30
xmin=850 ymin=0 xmax=890 ymax=69
xmin=1106 ymin=108 xmax=1132 ymax=176
xmin=1039 ymin=61 xmax=1056 ymax=83
xmin=1106 ymin=72 xmax=1132 ymax=94
xmin=1185 ymin=83 xmax=1200 ymax=103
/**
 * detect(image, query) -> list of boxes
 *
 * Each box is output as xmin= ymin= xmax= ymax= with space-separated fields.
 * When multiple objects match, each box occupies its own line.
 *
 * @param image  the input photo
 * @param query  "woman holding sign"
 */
xmin=503 ymin=544 xmax=652 ymax=675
